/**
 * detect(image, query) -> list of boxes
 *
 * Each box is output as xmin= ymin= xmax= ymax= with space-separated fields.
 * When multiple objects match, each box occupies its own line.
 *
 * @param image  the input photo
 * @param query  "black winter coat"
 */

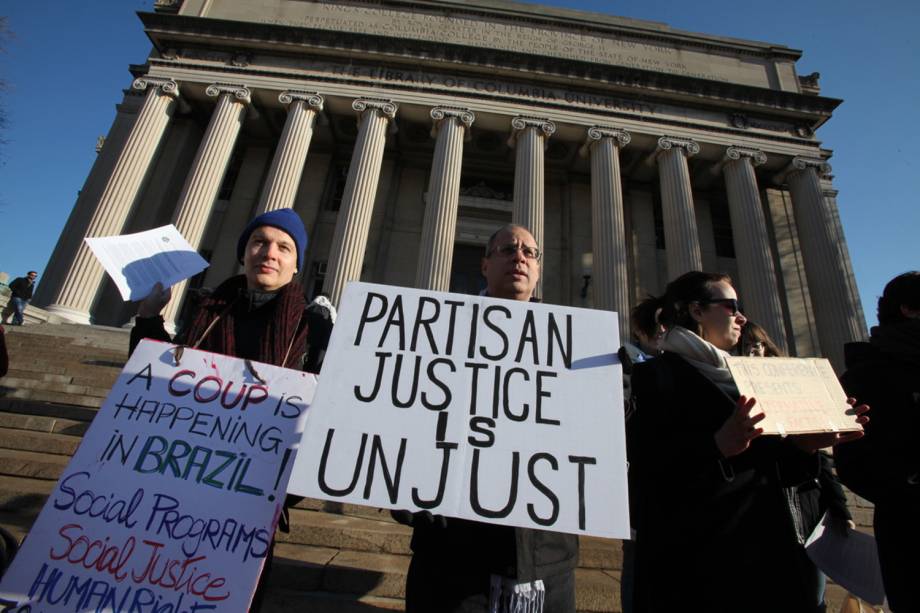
xmin=631 ymin=352 xmax=820 ymax=613
xmin=837 ymin=339 xmax=920 ymax=612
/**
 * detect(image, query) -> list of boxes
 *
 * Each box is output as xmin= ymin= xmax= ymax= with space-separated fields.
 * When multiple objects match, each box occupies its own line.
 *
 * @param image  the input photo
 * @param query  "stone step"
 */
xmin=5 ymin=347 xmax=126 ymax=365
xmin=0 ymin=398 xmax=98 ymax=422
xmin=273 ymin=543 xmax=408 ymax=599
xmin=0 ymin=376 xmax=110 ymax=399
xmin=261 ymin=588 xmax=404 ymax=612
xmin=0 ymin=448 xmax=71 ymax=481
xmin=3 ymin=368 xmax=120 ymax=389
xmin=3 ymin=321 xmax=130 ymax=345
xmin=294 ymin=497 xmax=400 ymax=523
xmin=281 ymin=508 xmax=412 ymax=555
xmin=0 ymin=410 xmax=88 ymax=436
xmin=0 ymin=387 xmax=104 ymax=409
xmin=0 ymin=476 xmax=54 ymax=517
xmin=0 ymin=428 xmax=82 ymax=456
xmin=270 ymin=543 xmax=619 ymax=611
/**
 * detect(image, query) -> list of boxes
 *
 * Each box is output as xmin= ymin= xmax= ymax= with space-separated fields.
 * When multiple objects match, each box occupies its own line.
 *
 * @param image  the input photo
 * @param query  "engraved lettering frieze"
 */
xmin=227 ymin=3 xmax=776 ymax=87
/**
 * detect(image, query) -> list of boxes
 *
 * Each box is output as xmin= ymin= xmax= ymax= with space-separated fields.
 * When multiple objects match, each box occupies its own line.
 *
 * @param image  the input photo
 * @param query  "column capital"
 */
xmin=791 ymin=156 xmax=832 ymax=177
xmin=725 ymin=146 xmax=767 ymax=166
xmin=132 ymin=76 xmax=179 ymax=98
xmin=430 ymin=106 xmax=475 ymax=132
xmin=353 ymin=97 xmax=398 ymax=120
xmin=205 ymin=83 xmax=251 ymax=104
xmin=510 ymin=115 xmax=555 ymax=136
xmin=579 ymin=125 xmax=631 ymax=157
xmin=279 ymin=91 xmax=324 ymax=111
xmin=774 ymin=156 xmax=832 ymax=184
xmin=657 ymin=136 xmax=700 ymax=157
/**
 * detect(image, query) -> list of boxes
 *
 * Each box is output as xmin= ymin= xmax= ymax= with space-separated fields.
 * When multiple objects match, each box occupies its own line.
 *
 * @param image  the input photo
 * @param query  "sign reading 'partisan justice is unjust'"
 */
xmin=289 ymin=283 xmax=630 ymax=538
xmin=0 ymin=340 xmax=315 ymax=612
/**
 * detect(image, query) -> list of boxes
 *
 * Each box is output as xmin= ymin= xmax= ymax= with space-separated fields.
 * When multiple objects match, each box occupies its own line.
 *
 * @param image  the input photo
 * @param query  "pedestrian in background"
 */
xmin=2 ymin=271 xmax=37 ymax=326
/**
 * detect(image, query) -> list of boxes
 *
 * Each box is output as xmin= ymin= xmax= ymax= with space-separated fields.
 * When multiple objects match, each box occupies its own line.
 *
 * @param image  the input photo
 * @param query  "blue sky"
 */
xmin=0 ymin=1 xmax=916 ymax=328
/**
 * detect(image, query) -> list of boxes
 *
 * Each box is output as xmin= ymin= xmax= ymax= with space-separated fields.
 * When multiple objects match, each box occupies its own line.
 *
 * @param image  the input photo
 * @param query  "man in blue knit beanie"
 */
xmin=129 ymin=208 xmax=328 ymax=611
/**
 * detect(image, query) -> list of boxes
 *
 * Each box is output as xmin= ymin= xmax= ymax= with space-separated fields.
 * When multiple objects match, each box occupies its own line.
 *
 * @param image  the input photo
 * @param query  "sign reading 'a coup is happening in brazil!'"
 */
xmin=289 ymin=282 xmax=630 ymax=539
xmin=0 ymin=340 xmax=315 ymax=612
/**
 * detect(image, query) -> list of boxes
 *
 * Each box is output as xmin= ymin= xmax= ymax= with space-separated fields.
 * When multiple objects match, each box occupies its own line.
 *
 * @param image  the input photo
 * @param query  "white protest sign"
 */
xmin=726 ymin=356 xmax=861 ymax=435
xmin=289 ymin=282 xmax=629 ymax=538
xmin=0 ymin=339 xmax=315 ymax=612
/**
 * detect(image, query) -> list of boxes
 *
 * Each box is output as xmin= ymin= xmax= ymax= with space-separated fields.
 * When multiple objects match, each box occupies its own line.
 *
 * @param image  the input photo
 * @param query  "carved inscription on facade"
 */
xmin=210 ymin=2 xmax=774 ymax=88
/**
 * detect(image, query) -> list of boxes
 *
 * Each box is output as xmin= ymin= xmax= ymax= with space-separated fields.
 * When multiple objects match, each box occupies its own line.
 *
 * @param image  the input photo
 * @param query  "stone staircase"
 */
xmin=0 ymin=323 xmax=627 ymax=612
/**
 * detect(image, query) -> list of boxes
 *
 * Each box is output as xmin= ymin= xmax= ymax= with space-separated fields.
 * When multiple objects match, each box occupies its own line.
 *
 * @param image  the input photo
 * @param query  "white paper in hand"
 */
xmin=805 ymin=513 xmax=887 ymax=605
xmin=85 ymin=224 xmax=209 ymax=301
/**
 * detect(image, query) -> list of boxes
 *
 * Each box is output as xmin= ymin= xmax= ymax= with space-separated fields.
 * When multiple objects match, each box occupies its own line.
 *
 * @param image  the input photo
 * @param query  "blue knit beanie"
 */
xmin=237 ymin=208 xmax=308 ymax=269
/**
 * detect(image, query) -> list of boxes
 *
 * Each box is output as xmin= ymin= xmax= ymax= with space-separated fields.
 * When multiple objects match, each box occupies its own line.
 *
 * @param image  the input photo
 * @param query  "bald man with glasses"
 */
xmin=403 ymin=224 xmax=578 ymax=613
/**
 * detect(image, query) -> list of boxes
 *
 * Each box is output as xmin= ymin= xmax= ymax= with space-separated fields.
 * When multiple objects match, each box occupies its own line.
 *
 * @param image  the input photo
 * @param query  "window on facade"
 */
xmin=652 ymin=192 xmax=666 ymax=250
xmin=710 ymin=198 xmax=736 ymax=258
xmin=309 ymin=260 xmax=328 ymax=299
xmin=325 ymin=163 xmax=350 ymax=211
xmin=217 ymin=149 xmax=245 ymax=201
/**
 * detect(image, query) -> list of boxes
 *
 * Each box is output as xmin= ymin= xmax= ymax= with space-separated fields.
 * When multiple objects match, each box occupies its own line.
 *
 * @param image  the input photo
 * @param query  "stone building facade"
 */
xmin=34 ymin=0 xmax=866 ymax=370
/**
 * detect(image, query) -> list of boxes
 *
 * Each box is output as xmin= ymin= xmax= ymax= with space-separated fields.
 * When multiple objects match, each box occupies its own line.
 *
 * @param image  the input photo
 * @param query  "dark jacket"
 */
xmin=790 ymin=451 xmax=851 ymax=545
xmin=8 ymin=277 xmax=34 ymax=301
xmin=630 ymin=352 xmax=820 ymax=613
xmin=130 ymin=276 xmax=330 ymax=373
xmin=836 ymin=333 xmax=920 ymax=612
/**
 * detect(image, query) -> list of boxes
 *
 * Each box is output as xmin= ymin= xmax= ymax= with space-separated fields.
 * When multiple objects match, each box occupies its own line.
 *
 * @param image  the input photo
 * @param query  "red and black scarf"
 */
xmin=182 ymin=275 xmax=309 ymax=369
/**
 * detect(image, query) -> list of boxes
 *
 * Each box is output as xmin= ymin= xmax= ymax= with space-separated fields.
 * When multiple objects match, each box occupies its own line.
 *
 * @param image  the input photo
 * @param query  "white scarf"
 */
xmin=660 ymin=326 xmax=738 ymax=396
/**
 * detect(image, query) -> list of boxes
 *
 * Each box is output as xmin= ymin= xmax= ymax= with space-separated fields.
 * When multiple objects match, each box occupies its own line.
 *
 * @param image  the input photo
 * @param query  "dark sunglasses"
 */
xmin=701 ymin=298 xmax=742 ymax=315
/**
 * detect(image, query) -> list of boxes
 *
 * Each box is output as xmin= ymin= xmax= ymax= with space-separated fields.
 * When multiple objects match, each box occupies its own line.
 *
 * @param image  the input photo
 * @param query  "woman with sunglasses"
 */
xmin=629 ymin=271 xmax=867 ymax=613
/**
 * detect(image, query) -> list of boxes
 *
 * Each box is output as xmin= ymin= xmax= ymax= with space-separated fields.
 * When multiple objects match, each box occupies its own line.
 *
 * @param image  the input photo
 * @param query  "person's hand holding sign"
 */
xmin=789 ymin=398 xmax=870 ymax=453
xmin=715 ymin=395 xmax=765 ymax=457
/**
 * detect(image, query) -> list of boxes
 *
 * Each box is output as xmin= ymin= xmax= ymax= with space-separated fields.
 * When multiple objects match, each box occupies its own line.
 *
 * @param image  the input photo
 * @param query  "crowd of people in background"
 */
xmin=0 ymin=207 xmax=916 ymax=613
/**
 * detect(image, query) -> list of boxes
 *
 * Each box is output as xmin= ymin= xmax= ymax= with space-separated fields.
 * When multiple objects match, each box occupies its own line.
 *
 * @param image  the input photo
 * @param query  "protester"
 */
xmin=2 ymin=271 xmax=37 ymax=326
xmin=618 ymin=296 xmax=663 ymax=613
xmin=836 ymin=271 xmax=920 ymax=612
xmin=130 ymin=207 xmax=328 ymax=612
xmin=738 ymin=320 xmax=782 ymax=357
xmin=400 ymin=224 xmax=577 ymax=613
xmin=741 ymin=320 xmax=855 ymax=613
xmin=629 ymin=271 xmax=868 ymax=613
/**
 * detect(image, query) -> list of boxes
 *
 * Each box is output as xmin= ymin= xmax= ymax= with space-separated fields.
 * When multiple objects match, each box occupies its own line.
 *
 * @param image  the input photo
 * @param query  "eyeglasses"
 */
xmin=701 ymin=298 xmax=742 ymax=315
xmin=488 ymin=242 xmax=542 ymax=261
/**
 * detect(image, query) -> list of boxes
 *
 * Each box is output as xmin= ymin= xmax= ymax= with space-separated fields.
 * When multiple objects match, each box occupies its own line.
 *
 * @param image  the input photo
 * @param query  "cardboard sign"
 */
xmin=727 ymin=356 xmax=860 ymax=435
xmin=288 ymin=282 xmax=629 ymax=538
xmin=0 ymin=340 xmax=315 ymax=612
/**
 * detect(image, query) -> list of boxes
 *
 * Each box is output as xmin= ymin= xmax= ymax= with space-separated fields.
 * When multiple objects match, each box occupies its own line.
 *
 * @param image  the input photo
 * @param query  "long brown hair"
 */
xmin=656 ymin=271 xmax=733 ymax=337
xmin=740 ymin=321 xmax=783 ymax=357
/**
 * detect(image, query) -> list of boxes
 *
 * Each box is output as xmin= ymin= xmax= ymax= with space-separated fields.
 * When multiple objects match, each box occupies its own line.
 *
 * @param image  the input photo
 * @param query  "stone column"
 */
xmin=162 ymin=83 xmax=251 ymax=329
xmin=324 ymin=99 xmax=398 ymax=306
xmin=45 ymin=77 xmax=180 ymax=323
xmin=255 ymin=91 xmax=324 ymax=214
xmin=722 ymin=146 xmax=788 ymax=353
xmin=656 ymin=136 xmax=703 ymax=279
xmin=786 ymin=157 xmax=865 ymax=371
xmin=509 ymin=116 xmax=554 ymax=298
xmin=509 ymin=116 xmax=555 ymax=247
xmin=580 ymin=126 xmax=631 ymax=337
xmin=415 ymin=107 xmax=474 ymax=291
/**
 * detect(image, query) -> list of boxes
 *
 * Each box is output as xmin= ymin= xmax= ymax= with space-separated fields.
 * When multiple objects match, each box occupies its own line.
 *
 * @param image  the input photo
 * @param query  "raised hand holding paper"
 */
xmin=84 ymin=224 xmax=209 ymax=301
